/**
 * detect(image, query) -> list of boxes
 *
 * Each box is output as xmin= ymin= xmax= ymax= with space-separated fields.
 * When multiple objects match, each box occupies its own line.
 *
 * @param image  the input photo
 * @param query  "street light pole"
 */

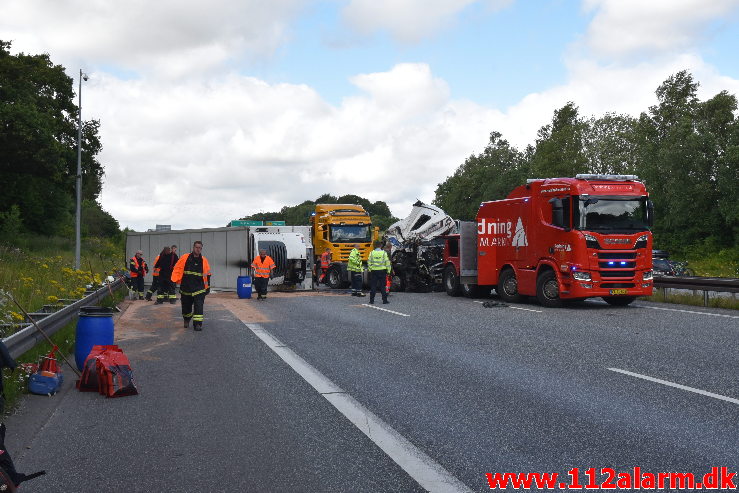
xmin=75 ymin=69 xmax=87 ymax=271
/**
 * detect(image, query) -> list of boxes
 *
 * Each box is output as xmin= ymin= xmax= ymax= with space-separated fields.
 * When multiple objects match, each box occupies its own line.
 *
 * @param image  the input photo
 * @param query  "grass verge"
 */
xmin=641 ymin=289 xmax=739 ymax=310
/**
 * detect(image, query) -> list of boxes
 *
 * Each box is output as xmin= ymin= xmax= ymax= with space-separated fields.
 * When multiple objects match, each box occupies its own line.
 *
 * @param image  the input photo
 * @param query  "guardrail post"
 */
xmin=703 ymin=290 xmax=709 ymax=307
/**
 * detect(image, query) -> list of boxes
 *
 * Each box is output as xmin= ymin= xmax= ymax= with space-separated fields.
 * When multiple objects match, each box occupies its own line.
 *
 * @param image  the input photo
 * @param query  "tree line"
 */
xmin=433 ymin=71 xmax=738 ymax=255
xmin=238 ymin=193 xmax=398 ymax=231
xmin=0 ymin=40 xmax=119 ymax=240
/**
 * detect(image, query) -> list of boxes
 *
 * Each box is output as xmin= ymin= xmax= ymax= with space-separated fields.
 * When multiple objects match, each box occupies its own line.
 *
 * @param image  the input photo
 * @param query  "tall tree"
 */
xmin=0 ymin=40 xmax=104 ymax=235
xmin=434 ymin=131 xmax=526 ymax=220
xmin=636 ymin=70 xmax=738 ymax=251
xmin=529 ymin=102 xmax=588 ymax=178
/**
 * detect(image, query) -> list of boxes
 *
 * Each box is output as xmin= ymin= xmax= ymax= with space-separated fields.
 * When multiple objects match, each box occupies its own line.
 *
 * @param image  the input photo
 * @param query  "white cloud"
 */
xmin=582 ymin=0 xmax=739 ymax=60
xmin=0 ymin=0 xmax=306 ymax=79
xmin=93 ymin=63 xmax=501 ymax=230
xmin=341 ymin=0 xmax=513 ymax=42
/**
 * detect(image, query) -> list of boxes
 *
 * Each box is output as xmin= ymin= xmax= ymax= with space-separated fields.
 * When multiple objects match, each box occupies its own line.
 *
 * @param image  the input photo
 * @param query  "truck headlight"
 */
xmin=642 ymin=270 xmax=653 ymax=281
xmin=572 ymin=271 xmax=592 ymax=281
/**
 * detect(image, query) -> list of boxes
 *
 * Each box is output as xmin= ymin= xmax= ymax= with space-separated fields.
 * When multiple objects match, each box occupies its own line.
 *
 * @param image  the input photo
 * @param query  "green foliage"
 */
xmin=239 ymin=195 xmax=398 ymax=231
xmin=434 ymin=131 xmax=527 ymax=220
xmin=82 ymin=199 xmax=121 ymax=239
xmin=434 ymin=70 xmax=738 ymax=259
xmin=0 ymin=204 xmax=22 ymax=237
xmin=0 ymin=40 xmax=105 ymax=236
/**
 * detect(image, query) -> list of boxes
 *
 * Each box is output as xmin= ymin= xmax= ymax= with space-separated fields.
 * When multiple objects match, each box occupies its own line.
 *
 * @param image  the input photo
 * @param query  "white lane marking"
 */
xmin=508 ymin=306 xmax=543 ymax=313
xmin=245 ymin=323 xmax=473 ymax=493
xmin=362 ymin=304 xmax=410 ymax=317
xmin=638 ymin=305 xmax=739 ymax=319
xmin=608 ymin=367 xmax=739 ymax=405
xmin=472 ymin=300 xmax=543 ymax=313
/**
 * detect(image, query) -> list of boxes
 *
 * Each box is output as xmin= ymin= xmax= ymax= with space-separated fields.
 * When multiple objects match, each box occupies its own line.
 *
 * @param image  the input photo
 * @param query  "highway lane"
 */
xmin=8 ymin=291 xmax=738 ymax=492
xmin=252 ymin=291 xmax=738 ymax=491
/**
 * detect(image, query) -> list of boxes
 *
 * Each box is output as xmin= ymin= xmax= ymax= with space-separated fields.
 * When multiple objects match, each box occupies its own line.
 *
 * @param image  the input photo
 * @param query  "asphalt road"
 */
xmin=6 ymin=289 xmax=738 ymax=492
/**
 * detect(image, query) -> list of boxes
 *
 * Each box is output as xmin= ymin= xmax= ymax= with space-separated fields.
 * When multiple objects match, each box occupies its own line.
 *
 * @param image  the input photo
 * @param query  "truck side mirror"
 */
xmin=549 ymin=198 xmax=564 ymax=229
xmin=647 ymin=200 xmax=654 ymax=228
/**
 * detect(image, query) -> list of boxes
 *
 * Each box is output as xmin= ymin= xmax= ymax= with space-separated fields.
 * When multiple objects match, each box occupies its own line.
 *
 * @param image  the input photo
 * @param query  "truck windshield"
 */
xmin=574 ymin=196 xmax=650 ymax=232
xmin=330 ymin=225 xmax=371 ymax=243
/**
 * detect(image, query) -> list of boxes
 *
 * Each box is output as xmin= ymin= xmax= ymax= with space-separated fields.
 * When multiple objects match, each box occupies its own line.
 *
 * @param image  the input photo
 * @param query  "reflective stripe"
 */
xmin=192 ymin=315 xmax=204 ymax=321
xmin=180 ymin=289 xmax=207 ymax=296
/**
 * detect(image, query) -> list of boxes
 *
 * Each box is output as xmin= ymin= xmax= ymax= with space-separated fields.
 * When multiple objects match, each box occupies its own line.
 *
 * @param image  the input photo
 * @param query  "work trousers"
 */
xmin=181 ymin=293 xmax=206 ymax=327
xmin=146 ymin=276 xmax=160 ymax=299
xmin=133 ymin=276 xmax=145 ymax=298
xmin=157 ymin=277 xmax=176 ymax=301
xmin=369 ymin=270 xmax=388 ymax=303
xmin=253 ymin=276 xmax=269 ymax=297
xmin=350 ymin=271 xmax=362 ymax=294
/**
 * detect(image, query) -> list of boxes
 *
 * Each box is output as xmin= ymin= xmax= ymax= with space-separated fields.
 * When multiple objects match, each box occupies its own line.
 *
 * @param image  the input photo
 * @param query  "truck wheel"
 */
xmin=602 ymin=296 xmax=636 ymax=306
xmin=327 ymin=267 xmax=342 ymax=289
xmin=462 ymin=283 xmax=480 ymax=298
xmin=536 ymin=270 xmax=563 ymax=308
xmin=497 ymin=268 xmax=522 ymax=303
xmin=444 ymin=265 xmax=462 ymax=297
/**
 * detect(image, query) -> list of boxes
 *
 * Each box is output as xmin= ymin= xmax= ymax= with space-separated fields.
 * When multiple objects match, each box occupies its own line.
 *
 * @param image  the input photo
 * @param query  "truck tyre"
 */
xmin=536 ymin=270 xmax=563 ymax=308
xmin=327 ymin=267 xmax=343 ymax=289
xmin=497 ymin=268 xmax=522 ymax=303
xmin=602 ymin=296 xmax=636 ymax=306
xmin=462 ymin=283 xmax=480 ymax=298
xmin=444 ymin=265 xmax=462 ymax=297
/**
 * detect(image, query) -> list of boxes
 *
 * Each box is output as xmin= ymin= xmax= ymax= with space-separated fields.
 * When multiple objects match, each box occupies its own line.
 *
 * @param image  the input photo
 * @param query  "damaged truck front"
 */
xmin=385 ymin=201 xmax=456 ymax=292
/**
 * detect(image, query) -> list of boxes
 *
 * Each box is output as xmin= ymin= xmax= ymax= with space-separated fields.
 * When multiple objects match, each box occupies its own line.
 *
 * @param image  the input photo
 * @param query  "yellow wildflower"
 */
xmin=47 ymin=295 xmax=59 ymax=303
xmin=10 ymin=311 xmax=23 ymax=321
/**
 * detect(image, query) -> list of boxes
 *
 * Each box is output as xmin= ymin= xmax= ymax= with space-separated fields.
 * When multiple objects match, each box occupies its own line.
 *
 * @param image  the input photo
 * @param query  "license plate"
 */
xmin=609 ymin=288 xmax=628 ymax=295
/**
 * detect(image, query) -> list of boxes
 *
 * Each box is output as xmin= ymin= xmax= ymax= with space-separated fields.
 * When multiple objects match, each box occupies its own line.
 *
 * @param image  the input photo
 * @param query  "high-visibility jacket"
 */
xmin=348 ymin=248 xmax=362 ymax=272
xmin=367 ymin=249 xmax=390 ymax=272
xmin=129 ymin=256 xmax=148 ymax=278
xmin=252 ymin=255 xmax=276 ymax=278
xmin=171 ymin=253 xmax=211 ymax=295
xmin=152 ymin=255 xmax=160 ymax=277
xmin=320 ymin=251 xmax=331 ymax=269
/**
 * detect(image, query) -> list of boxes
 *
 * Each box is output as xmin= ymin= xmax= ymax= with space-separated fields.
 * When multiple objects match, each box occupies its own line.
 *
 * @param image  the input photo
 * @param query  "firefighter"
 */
xmin=367 ymin=241 xmax=391 ymax=304
xmin=129 ymin=250 xmax=149 ymax=300
xmin=144 ymin=251 xmax=161 ymax=301
xmin=251 ymin=248 xmax=276 ymax=300
xmin=154 ymin=246 xmax=178 ymax=304
xmin=348 ymin=243 xmax=365 ymax=297
xmin=319 ymin=248 xmax=332 ymax=284
xmin=171 ymin=241 xmax=211 ymax=331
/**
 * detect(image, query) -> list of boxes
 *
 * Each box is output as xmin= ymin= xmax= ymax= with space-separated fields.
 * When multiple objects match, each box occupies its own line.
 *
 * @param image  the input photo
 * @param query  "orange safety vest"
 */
xmin=152 ymin=255 xmax=160 ymax=277
xmin=320 ymin=251 xmax=331 ymax=269
xmin=171 ymin=253 xmax=211 ymax=291
xmin=129 ymin=256 xmax=147 ymax=278
xmin=252 ymin=255 xmax=276 ymax=278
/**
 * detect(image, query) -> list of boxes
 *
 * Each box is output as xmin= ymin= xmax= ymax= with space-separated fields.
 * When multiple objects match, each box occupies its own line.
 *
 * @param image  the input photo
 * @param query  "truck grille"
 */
xmin=601 ymin=283 xmax=635 ymax=288
xmin=598 ymin=252 xmax=637 ymax=259
xmin=599 ymin=261 xmax=636 ymax=269
xmin=600 ymin=270 xmax=635 ymax=278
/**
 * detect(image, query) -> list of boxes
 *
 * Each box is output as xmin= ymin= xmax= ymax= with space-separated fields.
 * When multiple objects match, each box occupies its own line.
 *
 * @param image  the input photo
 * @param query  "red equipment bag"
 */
xmin=97 ymin=349 xmax=138 ymax=398
xmin=77 ymin=345 xmax=120 ymax=393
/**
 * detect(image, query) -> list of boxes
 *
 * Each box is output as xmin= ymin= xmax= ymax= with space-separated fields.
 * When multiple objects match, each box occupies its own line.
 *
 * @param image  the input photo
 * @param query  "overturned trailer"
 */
xmin=385 ymin=201 xmax=456 ymax=292
xmin=125 ymin=225 xmax=313 ymax=292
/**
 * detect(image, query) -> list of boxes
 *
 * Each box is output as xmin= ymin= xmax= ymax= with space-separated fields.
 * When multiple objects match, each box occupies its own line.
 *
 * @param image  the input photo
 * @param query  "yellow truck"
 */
xmin=311 ymin=204 xmax=379 ymax=289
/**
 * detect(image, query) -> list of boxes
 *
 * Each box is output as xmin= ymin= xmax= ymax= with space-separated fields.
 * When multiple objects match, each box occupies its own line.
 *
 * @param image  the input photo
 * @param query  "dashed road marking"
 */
xmin=362 ymin=304 xmax=410 ymax=317
xmin=245 ymin=323 xmax=473 ymax=493
xmin=608 ymin=367 xmax=739 ymax=405
xmin=637 ymin=305 xmax=739 ymax=319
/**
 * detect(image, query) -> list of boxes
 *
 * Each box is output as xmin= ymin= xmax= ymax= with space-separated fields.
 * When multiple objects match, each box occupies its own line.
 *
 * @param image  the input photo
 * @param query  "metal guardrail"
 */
xmin=653 ymin=275 xmax=739 ymax=293
xmin=2 ymin=278 xmax=125 ymax=359
xmin=653 ymin=275 xmax=739 ymax=306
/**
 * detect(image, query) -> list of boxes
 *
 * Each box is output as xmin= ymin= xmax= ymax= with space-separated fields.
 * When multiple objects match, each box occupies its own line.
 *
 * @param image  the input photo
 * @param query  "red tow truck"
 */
xmin=442 ymin=174 xmax=655 ymax=307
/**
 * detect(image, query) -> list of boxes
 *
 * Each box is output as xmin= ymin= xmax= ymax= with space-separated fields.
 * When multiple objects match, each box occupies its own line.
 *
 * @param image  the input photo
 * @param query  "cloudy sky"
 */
xmin=2 ymin=0 xmax=738 ymax=230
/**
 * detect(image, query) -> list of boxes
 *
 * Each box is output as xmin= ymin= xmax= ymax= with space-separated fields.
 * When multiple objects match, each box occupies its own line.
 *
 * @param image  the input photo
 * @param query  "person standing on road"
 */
xmin=348 ymin=243 xmax=365 ymax=297
xmin=383 ymin=240 xmax=394 ymax=297
xmin=171 ymin=241 xmax=211 ymax=331
xmin=129 ymin=250 xmax=149 ymax=300
xmin=367 ymin=241 xmax=391 ymax=305
xmin=319 ymin=248 xmax=332 ymax=284
xmin=145 ymin=249 xmax=164 ymax=301
xmin=251 ymin=248 xmax=276 ymax=301
xmin=154 ymin=246 xmax=178 ymax=304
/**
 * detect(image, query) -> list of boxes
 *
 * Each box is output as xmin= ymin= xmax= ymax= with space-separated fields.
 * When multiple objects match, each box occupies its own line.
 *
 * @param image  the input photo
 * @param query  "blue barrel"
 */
xmin=75 ymin=307 xmax=114 ymax=371
xmin=237 ymin=275 xmax=252 ymax=299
